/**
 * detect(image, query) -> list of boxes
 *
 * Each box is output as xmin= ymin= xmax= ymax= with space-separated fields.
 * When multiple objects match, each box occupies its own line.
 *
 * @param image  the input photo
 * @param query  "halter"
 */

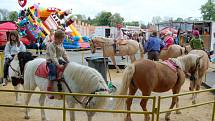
xmin=9 ymin=64 xmax=22 ymax=78
xmin=62 ymin=78 xmax=108 ymax=108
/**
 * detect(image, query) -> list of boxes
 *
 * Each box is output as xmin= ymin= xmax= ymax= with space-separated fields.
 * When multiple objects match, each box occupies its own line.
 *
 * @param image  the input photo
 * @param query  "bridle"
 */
xmin=9 ymin=64 xmax=23 ymax=78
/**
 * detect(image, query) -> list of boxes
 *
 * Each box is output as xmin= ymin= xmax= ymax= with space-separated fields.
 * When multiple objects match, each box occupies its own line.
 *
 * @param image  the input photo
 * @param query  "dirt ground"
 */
xmin=0 ymin=68 xmax=214 ymax=121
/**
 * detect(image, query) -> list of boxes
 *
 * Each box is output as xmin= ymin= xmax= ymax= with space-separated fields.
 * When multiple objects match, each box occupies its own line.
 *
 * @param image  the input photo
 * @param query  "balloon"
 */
xmin=18 ymin=0 xmax=27 ymax=8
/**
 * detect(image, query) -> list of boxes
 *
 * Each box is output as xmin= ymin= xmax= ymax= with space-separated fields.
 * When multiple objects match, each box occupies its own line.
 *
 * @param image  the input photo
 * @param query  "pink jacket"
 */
xmin=163 ymin=36 xmax=174 ymax=49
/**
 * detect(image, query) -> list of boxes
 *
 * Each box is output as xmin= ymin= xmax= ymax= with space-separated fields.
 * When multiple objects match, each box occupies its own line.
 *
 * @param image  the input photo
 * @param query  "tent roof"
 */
xmin=0 ymin=22 xmax=17 ymax=30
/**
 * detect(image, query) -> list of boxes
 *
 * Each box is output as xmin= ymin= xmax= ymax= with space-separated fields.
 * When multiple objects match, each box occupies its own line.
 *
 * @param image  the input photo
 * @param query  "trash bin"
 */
xmin=85 ymin=57 xmax=109 ymax=84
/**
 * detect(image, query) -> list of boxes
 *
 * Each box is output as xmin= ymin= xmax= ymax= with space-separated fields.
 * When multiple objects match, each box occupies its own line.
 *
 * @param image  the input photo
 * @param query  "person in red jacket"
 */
xmin=163 ymin=31 xmax=174 ymax=49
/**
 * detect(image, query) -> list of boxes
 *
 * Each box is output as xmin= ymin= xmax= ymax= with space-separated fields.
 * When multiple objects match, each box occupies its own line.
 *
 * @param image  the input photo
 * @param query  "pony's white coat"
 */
xmin=16 ymin=58 xmax=109 ymax=121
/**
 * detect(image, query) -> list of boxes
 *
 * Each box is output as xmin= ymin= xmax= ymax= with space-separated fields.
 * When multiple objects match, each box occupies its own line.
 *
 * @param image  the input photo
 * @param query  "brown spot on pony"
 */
xmin=115 ymin=54 xmax=203 ymax=121
xmin=90 ymin=37 xmax=144 ymax=73
xmin=160 ymin=45 xmax=185 ymax=60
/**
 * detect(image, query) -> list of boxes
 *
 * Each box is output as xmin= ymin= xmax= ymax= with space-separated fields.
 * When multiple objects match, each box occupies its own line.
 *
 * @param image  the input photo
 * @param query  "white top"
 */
xmin=4 ymin=41 xmax=26 ymax=59
xmin=115 ymin=29 xmax=124 ymax=40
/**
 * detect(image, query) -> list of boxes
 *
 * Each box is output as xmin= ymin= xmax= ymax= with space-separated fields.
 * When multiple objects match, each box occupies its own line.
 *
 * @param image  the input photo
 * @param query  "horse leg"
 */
xmin=24 ymin=93 xmax=33 ymax=119
xmin=129 ymin=55 xmax=136 ymax=63
xmin=192 ymin=77 xmax=203 ymax=104
xmin=165 ymin=88 xmax=181 ymax=121
xmin=140 ymin=99 xmax=150 ymax=121
xmin=110 ymin=56 xmax=120 ymax=73
xmin=66 ymin=97 xmax=76 ymax=121
xmin=14 ymin=85 xmax=21 ymax=105
xmin=39 ymin=94 xmax=48 ymax=121
xmin=125 ymin=83 xmax=138 ymax=121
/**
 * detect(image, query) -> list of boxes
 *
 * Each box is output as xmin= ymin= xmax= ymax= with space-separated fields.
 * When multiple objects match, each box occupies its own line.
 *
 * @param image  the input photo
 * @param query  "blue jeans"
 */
xmin=4 ymin=58 xmax=12 ymax=79
xmin=47 ymin=63 xmax=57 ymax=81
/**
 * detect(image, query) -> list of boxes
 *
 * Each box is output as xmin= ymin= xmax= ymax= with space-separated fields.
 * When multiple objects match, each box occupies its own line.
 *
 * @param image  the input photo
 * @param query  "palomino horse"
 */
xmin=8 ymin=52 xmax=35 ymax=104
xmin=115 ymin=54 xmax=202 ymax=121
xmin=13 ymin=52 xmax=109 ymax=121
xmin=188 ymin=50 xmax=209 ymax=104
xmin=159 ymin=44 xmax=186 ymax=60
xmin=90 ymin=37 xmax=144 ymax=72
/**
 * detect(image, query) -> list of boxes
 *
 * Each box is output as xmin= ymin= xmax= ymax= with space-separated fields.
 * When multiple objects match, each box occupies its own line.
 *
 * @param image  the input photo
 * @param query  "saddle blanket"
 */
xmin=35 ymin=62 xmax=64 ymax=79
xmin=161 ymin=60 xmax=178 ymax=72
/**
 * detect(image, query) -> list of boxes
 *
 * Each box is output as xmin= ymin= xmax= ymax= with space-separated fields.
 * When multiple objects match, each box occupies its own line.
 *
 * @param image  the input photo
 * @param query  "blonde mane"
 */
xmin=169 ymin=54 xmax=199 ymax=72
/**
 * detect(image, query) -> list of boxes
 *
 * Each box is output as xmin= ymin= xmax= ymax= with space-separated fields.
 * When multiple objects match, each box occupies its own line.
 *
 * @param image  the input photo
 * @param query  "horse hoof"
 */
xmin=176 ymin=110 xmax=182 ymax=114
xmin=165 ymin=116 xmax=170 ymax=121
xmin=144 ymin=116 xmax=150 ymax=121
xmin=124 ymin=117 xmax=132 ymax=121
xmin=165 ymin=114 xmax=170 ymax=121
xmin=15 ymin=101 xmax=21 ymax=105
xmin=192 ymin=100 xmax=196 ymax=105
xmin=24 ymin=115 xmax=30 ymax=120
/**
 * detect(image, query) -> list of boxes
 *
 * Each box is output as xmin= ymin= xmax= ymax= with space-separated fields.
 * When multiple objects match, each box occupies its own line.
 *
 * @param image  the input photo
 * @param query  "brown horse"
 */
xmin=188 ymin=50 xmax=209 ymax=104
xmin=160 ymin=45 xmax=186 ymax=60
xmin=90 ymin=37 xmax=144 ymax=72
xmin=115 ymin=54 xmax=203 ymax=121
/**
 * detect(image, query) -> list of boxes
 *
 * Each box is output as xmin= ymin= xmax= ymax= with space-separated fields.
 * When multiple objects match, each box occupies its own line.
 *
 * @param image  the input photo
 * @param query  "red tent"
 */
xmin=160 ymin=27 xmax=178 ymax=35
xmin=0 ymin=22 xmax=17 ymax=30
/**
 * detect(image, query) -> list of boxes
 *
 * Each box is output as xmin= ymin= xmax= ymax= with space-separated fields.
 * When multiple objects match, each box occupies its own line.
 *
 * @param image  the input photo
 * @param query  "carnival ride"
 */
xmin=17 ymin=0 xmax=90 ymax=49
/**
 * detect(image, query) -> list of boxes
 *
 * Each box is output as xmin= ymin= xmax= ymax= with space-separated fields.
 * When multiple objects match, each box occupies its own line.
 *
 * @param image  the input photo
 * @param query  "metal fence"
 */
xmin=0 ymin=89 xmax=156 ymax=121
xmin=0 ymin=88 xmax=214 ymax=121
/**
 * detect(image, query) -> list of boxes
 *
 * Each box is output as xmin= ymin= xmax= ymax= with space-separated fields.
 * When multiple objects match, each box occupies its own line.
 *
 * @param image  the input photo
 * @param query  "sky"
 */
xmin=0 ymin=0 xmax=208 ymax=23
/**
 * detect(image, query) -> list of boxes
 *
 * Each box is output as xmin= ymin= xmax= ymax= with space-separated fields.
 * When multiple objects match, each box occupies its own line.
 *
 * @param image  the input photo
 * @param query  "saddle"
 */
xmin=118 ymin=40 xmax=128 ymax=45
xmin=161 ymin=59 xmax=179 ymax=72
xmin=35 ymin=62 xmax=66 ymax=80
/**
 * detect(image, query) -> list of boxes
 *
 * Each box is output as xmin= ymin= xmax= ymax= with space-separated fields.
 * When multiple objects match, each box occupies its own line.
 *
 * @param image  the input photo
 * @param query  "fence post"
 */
xmin=0 ymin=52 xmax=4 ymax=82
xmin=63 ymin=95 xmax=66 ymax=121
xmin=151 ymin=96 xmax=156 ymax=121
xmin=156 ymin=96 xmax=161 ymax=121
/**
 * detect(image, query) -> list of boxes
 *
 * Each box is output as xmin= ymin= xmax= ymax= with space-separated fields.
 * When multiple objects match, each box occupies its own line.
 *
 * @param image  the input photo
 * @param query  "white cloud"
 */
xmin=0 ymin=0 xmax=208 ymax=23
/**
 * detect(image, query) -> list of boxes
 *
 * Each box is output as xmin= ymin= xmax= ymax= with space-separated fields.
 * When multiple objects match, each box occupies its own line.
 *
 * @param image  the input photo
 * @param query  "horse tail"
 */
xmin=114 ymin=64 xmax=135 ymax=111
xmin=139 ymin=43 xmax=144 ymax=59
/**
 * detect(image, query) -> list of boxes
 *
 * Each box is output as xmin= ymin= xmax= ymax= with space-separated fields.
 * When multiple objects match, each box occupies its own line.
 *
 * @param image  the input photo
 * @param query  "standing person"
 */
xmin=3 ymin=31 xmax=26 ymax=86
xmin=46 ymin=29 xmax=70 ymax=99
xmin=163 ymin=31 xmax=174 ymax=49
xmin=144 ymin=31 xmax=165 ymax=61
xmin=190 ymin=30 xmax=204 ymax=50
xmin=43 ymin=29 xmax=55 ymax=49
xmin=36 ymin=36 xmax=43 ymax=55
xmin=113 ymin=24 xmax=124 ymax=53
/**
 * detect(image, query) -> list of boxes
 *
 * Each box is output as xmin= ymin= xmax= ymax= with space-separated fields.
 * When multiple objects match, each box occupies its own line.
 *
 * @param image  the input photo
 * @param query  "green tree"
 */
xmin=201 ymin=0 xmax=215 ymax=20
xmin=175 ymin=17 xmax=184 ymax=22
xmin=125 ymin=21 xmax=139 ymax=26
xmin=8 ymin=11 xmax=18 ymax=22
xmin=109 ymin=13 xmax=124 ymax=27
xmin=94 ymin=11 xmax=112 ymax=26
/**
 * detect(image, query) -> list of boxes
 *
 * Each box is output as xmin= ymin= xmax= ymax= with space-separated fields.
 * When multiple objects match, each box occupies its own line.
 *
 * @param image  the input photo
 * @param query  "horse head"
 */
xmin=90 ymin=36 xmax=108 ymax=53
xmin=178 ymin=54 xmax=203 ymax=82
xmin=17 ymin=52 xmax=37 ymax=75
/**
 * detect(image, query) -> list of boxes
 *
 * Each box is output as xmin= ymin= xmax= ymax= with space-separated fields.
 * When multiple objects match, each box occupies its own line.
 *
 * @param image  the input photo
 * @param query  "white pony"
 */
xmin=14 ymin=52 xmax=109 ymax=121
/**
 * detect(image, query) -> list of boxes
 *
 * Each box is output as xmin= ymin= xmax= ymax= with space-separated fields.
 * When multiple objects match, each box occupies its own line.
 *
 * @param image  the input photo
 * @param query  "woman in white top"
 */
xmin=3 ymin=31 xmax=26 ymax=86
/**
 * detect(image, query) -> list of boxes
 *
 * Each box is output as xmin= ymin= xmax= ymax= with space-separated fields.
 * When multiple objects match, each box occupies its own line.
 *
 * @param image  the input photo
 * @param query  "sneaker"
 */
xmin=2 ymin=78 xmax=7 ymax=86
